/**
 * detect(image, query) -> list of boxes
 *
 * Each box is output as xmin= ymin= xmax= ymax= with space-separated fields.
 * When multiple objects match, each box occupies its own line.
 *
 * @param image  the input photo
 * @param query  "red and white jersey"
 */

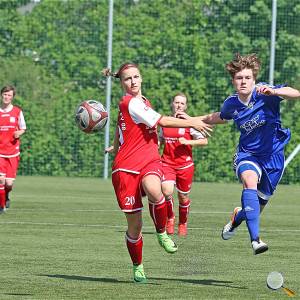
xmin=0 ymin=105 xmax=26 ymax=157
xmin=112 ymin=94 xmax=162 ymax=174
xmin=160 ymin=127 xmax=204 ymax=168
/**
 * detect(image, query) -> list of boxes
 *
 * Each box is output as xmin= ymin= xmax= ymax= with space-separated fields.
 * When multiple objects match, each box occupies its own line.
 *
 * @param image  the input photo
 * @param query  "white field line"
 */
xmin=7 ymin=209 xmax=228 ymax=214
xmin=0 ymin=221 xmax=299 ymax=233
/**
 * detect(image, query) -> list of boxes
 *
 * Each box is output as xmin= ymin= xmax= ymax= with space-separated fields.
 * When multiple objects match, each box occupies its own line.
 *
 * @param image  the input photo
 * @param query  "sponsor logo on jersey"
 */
xmin=240 ymin=115 xmax=265 ymax=134
xmin=247 ymin=102 xmax=254 ymax=109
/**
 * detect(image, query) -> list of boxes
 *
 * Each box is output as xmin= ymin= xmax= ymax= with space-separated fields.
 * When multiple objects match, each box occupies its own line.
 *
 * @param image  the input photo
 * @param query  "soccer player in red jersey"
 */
xmin=0 ymin=85 xmax=26 ymax=212
xmin=103 ymin=63 xmax=212 ymax=283
xmin=160 ymin=93 xmax=208 ymax=236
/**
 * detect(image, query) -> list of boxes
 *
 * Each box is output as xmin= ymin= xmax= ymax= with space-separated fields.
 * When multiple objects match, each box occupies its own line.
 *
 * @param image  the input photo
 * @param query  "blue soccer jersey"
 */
xmin=220 ymin=83 xmax=291 ymax=156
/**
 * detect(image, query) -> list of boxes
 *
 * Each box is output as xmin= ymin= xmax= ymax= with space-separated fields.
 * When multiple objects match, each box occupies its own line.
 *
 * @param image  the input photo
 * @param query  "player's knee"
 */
xmin=178 ymin=193 xmax=189 ymax=203
xmin=241 ymin=174 xmax=258 ymax=189
xmin=164 ymin=194 xmax=173 ymax=201
xmin=162 ymin=184 xmax=174 ymax=198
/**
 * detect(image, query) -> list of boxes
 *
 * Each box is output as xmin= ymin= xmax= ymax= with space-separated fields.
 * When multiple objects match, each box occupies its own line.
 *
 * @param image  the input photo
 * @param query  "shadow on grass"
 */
xmin=39 ymin=274 xmax=159 ymax=285
xmin=39 ymin=274 xmax=129 ymax=283
xmin=148 ymin=277 xmax=247 ymax=289
xmin=38 ymin=274 xmax=246 ymax=289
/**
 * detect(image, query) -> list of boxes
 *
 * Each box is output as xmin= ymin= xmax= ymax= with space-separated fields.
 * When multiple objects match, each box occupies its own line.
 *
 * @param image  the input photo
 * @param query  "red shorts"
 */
xmin=112 ymin=160 xmax=163 ymax=213
xmin=162 ymin=163 xmax=194 ymax=194
xmin=0 ymin=156 xmax=20 ymax=180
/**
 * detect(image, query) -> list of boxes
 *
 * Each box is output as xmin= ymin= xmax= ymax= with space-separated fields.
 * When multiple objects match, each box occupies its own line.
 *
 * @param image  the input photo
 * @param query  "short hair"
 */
xmin=226 ymin=53 xmax=261 ymax=79
xmin=102 ymin=63 xmax=139 ymax=79
xmin=1 ymin=85 xmax=16 ymax=96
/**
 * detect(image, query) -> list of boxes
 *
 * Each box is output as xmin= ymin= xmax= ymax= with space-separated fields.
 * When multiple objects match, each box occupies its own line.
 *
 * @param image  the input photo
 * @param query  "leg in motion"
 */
xmin=143 ymin=174 xmax=178 ymax=254
xmin=125 ymin=212 xmax=147 ymax=283
xmin=162 ymin=180 xmax=176 ymax=235
xmin=177 ymin=192 xmax=190 ymax=236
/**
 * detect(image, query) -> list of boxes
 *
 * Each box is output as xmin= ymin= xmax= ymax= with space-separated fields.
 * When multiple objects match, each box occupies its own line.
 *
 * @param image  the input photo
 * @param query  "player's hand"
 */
xmin=105 ymin=145 xmax=114 ymax=154
xmin=14 ymin=131 xmax=22 ymax=139
xmin=175 ymin=111 xmax=191 ymax=119
xmin=256 ymin=85 xmax=275 ymax=96
xmin=191 ymin=117 xmax=213 ymax=137
xmin=176 ymin=113 xmax=212 ymax=137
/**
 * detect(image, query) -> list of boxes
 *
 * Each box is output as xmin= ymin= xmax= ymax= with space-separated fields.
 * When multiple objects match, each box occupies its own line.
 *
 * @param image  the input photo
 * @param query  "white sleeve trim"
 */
xmin=128 ymin=97 xmax=161 ymax=128
xmin=190 ymin=128 xmax=205 ymax=139
xmin=18 ymin=111 xmax=26 ymax=130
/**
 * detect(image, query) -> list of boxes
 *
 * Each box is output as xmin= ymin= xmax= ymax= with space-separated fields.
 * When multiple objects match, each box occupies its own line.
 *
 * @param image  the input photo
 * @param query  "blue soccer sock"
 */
xmin=233 ymin=209 xmax=245 ymax=227
xmin=241 ymin=189 xmax=260 ymax=241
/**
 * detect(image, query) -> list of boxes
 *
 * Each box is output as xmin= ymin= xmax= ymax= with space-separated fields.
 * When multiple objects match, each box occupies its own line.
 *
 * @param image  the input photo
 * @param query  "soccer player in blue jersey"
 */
xmin=186 ymin=53 xmax=300 ymax=255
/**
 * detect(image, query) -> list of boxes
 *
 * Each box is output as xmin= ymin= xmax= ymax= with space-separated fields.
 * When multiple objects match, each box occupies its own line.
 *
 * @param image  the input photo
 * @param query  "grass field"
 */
xmin=0 ymin=176 xmax=299 ymax=300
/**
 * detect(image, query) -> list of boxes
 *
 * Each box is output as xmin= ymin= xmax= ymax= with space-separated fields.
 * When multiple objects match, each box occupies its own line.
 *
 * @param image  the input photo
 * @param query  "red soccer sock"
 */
xmin=126 ymin=233 xmax=143 ymax=265
xmin=148 ymin=196 xmax=167 ymax=233
xmin=166 ymin=196 xmax=175 ymax=220
xmin=179 ymin=199 xmax=191 ymax=224
xmin=0 ymin=185 xmax=6 ymax=208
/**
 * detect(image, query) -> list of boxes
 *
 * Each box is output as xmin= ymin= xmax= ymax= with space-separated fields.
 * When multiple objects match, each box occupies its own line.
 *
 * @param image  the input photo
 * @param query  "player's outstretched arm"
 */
xmin=256 ymin=85 xmax=300 ymax=99
xmin=159 ymin=116 xmax=213 ymax=137
xmin=197 ymin=112 xmax=227 ymax=125
xmin=179 ymin=137 xmax=208 ymax=147
xmin=176 ymin=111 xmax=226 ymax=126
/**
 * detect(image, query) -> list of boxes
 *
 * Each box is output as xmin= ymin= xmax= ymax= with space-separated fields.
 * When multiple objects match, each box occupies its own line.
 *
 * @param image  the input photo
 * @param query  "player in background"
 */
xmin=102 ymin=63 xmax=212 ymax=283
xmin=0 ymin=85 xmax=26 ymax=213
xmin=160 ymin=93 xmax=208 ymax=236
xmin=178 ymin=53 xmax=300 ymax=255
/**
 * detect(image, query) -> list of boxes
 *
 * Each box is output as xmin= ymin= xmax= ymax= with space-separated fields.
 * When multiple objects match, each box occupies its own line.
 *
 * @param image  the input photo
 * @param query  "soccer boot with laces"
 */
xmin=133 ymin=264 xmax=147 ymax=283
xmin=252 ymin=238 xmax=268 ymax=255
xmin=221 ymin=207 xmax=242 ymax=240
xmin=156 ymin=231 xmax=178 ymax=254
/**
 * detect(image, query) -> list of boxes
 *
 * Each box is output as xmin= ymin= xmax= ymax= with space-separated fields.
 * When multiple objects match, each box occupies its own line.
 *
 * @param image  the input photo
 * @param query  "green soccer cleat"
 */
xmin=133 ymin=264 xmax=147 ymax=283
xmin=156 ymin=231 xmax=178 ymax=254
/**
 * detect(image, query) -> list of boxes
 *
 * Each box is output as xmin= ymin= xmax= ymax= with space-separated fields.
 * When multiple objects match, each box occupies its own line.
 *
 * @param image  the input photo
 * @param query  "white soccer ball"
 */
xmin=75 ymin=100 xmax=108 ymax=133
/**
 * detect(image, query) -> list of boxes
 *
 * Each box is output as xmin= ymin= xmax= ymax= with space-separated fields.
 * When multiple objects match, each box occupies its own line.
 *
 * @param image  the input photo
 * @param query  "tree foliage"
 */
xmin=0 ymin=0 xmax=299 ymax=182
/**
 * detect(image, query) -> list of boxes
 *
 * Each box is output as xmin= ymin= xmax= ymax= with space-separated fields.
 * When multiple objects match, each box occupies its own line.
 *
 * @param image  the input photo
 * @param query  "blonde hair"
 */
xmin=226 ymin=53 xmax=261 ymax=79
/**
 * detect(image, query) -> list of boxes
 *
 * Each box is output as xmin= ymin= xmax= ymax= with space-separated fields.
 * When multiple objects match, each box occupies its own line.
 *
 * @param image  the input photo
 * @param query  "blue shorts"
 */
xmin=233 ymin=150 xmax=285 ymax=201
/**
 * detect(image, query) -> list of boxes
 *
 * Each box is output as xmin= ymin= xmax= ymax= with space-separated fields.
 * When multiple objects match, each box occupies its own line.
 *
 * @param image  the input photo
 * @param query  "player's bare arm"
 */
xmin=105 ymin=125 xmax=119 ymax=154
xmin=178 ymin=137 xmax=208 ymax=146
xmin=159 ymin=116 xmax=213 ymax=137
xmin=197 ymin=112 xmax=227 ymax=125
xmin=256 ymin=85 xmax=300 ymax=99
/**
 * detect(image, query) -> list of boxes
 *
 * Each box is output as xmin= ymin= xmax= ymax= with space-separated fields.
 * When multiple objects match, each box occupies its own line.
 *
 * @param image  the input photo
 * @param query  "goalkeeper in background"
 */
xmin=178 ymin=53 xmax=300 ymax=254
